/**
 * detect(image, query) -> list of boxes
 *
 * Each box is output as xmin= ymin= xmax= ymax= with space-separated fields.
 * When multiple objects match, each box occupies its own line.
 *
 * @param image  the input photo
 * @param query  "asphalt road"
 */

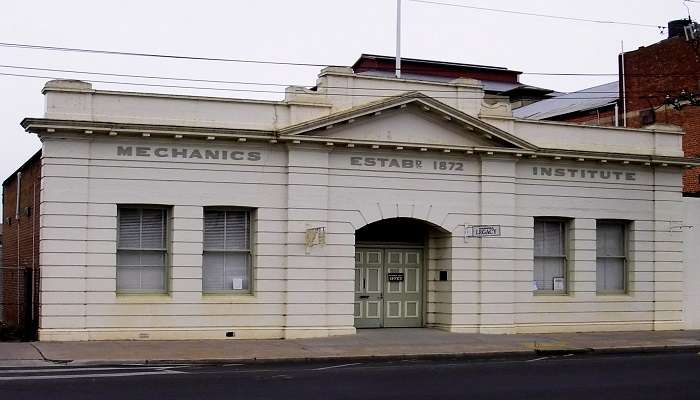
xmin=1 ymin=352 xmax=699 ymax=399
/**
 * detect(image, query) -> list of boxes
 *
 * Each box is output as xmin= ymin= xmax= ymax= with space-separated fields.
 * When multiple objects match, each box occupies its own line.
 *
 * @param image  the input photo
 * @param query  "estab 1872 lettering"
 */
xmin=350 ymin=156 xmax=463 ymax=171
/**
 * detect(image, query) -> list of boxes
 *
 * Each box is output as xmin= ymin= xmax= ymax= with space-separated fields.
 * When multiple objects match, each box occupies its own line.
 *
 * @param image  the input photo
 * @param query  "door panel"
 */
xmin=354 ymin=248 xmax=423 ymax=329
xmin=354 ymin=249 xmax=382 ymax=328
xmin=405 ymin=268 xmax=419 ymax=293
xmin=366 ymin=301 xmax=382 ymax=318
xmin=383 ymin=249 xmax=422 ymax=328
xmin=366 ymin=267 xmax=381 ymax=293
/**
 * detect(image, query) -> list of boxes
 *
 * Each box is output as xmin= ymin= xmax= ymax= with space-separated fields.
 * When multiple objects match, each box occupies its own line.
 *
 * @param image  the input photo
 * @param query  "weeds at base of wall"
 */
xmin=0 ymin=321 xmax=24 ymax=342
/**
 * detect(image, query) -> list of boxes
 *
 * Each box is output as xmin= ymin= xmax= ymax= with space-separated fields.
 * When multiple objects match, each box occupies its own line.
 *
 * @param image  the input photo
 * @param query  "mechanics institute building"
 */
xmin=7 ymin=55 xmax=698 ymax=341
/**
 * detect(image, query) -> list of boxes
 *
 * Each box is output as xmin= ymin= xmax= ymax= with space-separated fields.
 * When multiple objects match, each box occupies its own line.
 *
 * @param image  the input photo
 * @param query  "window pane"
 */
xmin=141 ymin=209 xmax=166 ymax=249
xmin=118 ymin=208 xmax=141 ymax=248
xmin=116 ymin=250 xmax=165 ymax=291
xmin=225 ymin=212 xmax=249 ymax=250
xmin=543 ymin=222 xmax=563 ymax=256
xmin=203 ymin=252 xmax=249 ymax=291
xmin=597 ymin=258 xmax=625 ymax=291
xmin=116 ymin=264 xmax=165 ymax=291
xmin=225 ymin=252 xmax=249 ymax=290
xmin=534 ymin=221 xmax=545 ymax=256
xmin=534 ymin=220 xmax=564 ymax=256
xmin=204 ymin=211 xmax=249 ymax=251
xmin=116 ymin=266 xmax=142 ymax=290
xmin=204 ymin=211 xmax=226 ymax=250
xmin=139 ymin=266 xmax=166 ymax=291
xmin=203 ymin=252 xmax=225 ymax=291
xmin=534 ymin=257 xmax=565 ymax=291
xmin=116 ymin=250 xmax=141 ymax=267
xmin=597 ymin=223 xmax=624 ymax=257
xmin=117 ymin=250 xmax=165 ymax=267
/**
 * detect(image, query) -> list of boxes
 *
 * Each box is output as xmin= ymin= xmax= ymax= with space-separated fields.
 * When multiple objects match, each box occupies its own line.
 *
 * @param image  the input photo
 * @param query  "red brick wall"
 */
xmin=622 ymin=37 xmax=700 ymax=113
xmin=622 ymin=36 xmax=700 ymax=194
xmin=1 ymin=152 xmax=41 ymax=336
xmin=556 ymin=36 xmax=700 ymax=193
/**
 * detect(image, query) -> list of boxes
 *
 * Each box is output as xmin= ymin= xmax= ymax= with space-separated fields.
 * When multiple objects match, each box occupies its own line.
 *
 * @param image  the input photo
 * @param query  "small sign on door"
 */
xmin=387 ymin=273 xmax=404 ymax=282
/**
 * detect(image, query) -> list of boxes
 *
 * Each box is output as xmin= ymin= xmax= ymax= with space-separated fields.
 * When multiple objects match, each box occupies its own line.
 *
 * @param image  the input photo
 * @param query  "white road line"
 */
xmin=0 ymin=370 xmax=185 ymax=381
xmin=312 ymin=362 xmax=362 ymax=371
xmin=526 ymin=357 xmax=550 ymax=362
xmin=0 ymin=366 xmax=177 ymax=374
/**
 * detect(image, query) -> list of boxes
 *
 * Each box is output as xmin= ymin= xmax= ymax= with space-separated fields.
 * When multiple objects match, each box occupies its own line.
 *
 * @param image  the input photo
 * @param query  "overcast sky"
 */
xmin=0 ymin=0 xmax=695 ymax=212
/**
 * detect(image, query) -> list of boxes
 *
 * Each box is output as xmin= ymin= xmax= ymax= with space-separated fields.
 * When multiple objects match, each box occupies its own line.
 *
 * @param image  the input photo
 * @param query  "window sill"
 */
xmin=533 ymin=291 xmax=569 ymax=296
xmin=202 ymin=292 xmax=255 ymax=302
xmin=116 ymin=293 xmax=172 ymax=303
xmin=596 ymin=291 xmax=629 ymax=297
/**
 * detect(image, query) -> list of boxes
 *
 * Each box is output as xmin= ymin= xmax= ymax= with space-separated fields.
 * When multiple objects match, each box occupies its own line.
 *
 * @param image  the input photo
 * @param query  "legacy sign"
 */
xmin=116 ymin=146 xmax=262 ymax=162
xmin=466 ymin=225 xmax=501 ymax=238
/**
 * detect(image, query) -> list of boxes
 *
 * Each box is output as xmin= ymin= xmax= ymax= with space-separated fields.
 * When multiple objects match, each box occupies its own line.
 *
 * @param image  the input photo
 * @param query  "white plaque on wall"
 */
xmin=465 ymin=225 xmax=501 ymax=238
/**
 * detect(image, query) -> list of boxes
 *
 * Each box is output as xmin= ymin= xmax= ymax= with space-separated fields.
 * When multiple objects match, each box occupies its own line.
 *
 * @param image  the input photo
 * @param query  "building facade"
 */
xmin=7 ymin=62 xmax=698 ymax=341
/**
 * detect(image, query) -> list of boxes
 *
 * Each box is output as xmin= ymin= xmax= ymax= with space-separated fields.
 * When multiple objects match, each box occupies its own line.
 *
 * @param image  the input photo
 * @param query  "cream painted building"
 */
xmin=15 ymin=61 xmax=699 ymax=341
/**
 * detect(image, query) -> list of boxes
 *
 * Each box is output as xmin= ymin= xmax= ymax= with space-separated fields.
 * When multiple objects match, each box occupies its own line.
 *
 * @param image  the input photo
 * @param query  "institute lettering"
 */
xmin=532 ymin=167 xmax=636 ymax=181
xmin=116 ymin=146 xmax=262 ymax=161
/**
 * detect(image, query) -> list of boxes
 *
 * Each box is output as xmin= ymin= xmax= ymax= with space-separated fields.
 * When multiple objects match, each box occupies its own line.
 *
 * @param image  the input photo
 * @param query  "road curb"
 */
xmin=59 ymin=344 xmax=700 ymax=367
xmin=66 ymin=350 xmax=536 ymax=366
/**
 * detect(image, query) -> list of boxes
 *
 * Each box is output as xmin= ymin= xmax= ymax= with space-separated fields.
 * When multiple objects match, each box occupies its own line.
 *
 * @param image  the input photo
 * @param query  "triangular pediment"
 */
xmin=279 ymin=92 xmax=536 ymax=150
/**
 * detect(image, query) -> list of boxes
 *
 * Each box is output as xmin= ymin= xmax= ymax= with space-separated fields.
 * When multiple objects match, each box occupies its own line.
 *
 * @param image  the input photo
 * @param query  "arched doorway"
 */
xmin=354 ymin=218 xmax=447 ymax=329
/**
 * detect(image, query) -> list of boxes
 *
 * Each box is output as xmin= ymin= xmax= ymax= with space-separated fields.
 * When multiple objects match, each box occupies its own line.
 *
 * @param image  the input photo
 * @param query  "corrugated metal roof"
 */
xmin=513 ymin=81 xmax=619 ymax=120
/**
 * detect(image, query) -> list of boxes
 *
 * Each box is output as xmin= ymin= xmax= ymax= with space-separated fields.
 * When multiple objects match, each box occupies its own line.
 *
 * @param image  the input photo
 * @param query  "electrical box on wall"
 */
xmin=439 ymin=271 xmax=448 ymax=281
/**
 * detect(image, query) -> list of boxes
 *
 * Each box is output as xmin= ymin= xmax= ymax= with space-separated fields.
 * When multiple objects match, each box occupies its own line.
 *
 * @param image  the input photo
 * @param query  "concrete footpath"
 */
xmin=1 ymin=329 xmax=700 ymax=367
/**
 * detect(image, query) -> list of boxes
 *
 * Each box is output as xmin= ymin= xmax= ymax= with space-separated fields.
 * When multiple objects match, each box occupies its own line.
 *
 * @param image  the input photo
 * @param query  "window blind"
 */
xmin=534 ymin=219 xmax=566 ymax=292
xmin=117 ymin=207 xmax=167 ymax=292
xmin=596 ymin=222 xmax=626 ymax=292
xmin=203 ymin=210 xmax=250 ymax=291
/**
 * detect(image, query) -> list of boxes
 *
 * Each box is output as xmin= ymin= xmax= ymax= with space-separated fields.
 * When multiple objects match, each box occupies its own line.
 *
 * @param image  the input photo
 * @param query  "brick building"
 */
xmin=1 ymin=150 xmax=41 ymax=339
xmin=515 ymin=19 xmax=700 ymax=194
xmin=622 ymin=20 xmax=700 ymax=193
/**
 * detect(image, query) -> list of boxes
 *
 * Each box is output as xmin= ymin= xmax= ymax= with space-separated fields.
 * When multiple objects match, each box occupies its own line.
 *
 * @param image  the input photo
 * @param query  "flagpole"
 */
xmin=396 ymin=0 xmax=402 ymax=79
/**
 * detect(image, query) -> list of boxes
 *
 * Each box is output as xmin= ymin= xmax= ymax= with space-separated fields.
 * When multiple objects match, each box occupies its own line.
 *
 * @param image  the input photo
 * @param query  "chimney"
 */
xmin=668 ymin=19 xmax=692 ymax=38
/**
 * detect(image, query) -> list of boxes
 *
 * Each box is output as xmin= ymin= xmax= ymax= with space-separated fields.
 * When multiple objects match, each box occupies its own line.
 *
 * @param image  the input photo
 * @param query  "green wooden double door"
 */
xmin=354 ymin=248 xmax=423 ymax=328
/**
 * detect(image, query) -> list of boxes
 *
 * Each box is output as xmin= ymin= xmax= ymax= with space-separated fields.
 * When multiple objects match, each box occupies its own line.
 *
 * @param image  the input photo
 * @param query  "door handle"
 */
xmin=359 ymin=295 xmax=369 ymax=299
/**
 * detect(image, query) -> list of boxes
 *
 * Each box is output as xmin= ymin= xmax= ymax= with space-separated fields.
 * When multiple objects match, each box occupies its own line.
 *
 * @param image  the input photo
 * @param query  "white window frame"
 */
xmin=596 ymin=220 xmax=628 ymax=294
xmin=202 ymin=208 xmax=253 ymax=294
xmin=116 ymin=206 xmax=169 ymax=294
xmin=533 ymin=218 xmax=569 ymax=295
